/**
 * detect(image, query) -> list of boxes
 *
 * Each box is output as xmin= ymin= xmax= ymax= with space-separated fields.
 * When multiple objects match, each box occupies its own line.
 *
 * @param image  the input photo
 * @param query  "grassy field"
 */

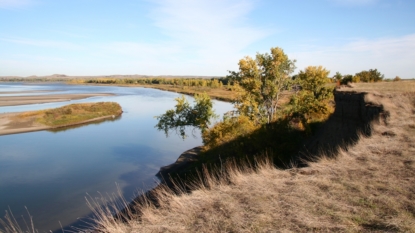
xmin=341 ymin=79 xmax=415 ymax=93
xmin=14 ymin=102 xmax=122 ymax=127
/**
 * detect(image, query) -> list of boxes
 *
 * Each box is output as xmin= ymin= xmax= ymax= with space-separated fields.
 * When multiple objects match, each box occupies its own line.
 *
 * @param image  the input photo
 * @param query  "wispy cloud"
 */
xmin=291 ymin=34 xmax=415 ymax=78
xmin=151 ymin=0 xmax=268 ymax=51
xmin=100 ymin=0 xmax=270 ymax=75
xmin=0 ymin=0 xmax=34 ymax=9
xmin=1 ymin=37 xmax=83 ymax=50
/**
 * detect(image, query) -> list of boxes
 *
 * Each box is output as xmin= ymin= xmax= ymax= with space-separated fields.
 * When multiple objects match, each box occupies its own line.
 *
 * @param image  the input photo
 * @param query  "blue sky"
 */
xmin=1 ymin=0 xmax=414 ymax=78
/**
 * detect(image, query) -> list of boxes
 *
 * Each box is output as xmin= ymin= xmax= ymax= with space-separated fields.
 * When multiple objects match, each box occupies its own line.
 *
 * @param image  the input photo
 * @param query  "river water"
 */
xmin=0 ymin=83 xmax=232 ymax=232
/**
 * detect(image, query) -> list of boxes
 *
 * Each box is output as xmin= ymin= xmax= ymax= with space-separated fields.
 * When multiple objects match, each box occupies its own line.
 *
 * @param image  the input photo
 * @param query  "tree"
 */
xmin=393 ymin=76 xmax=401 ymax=82
xmin=355 ymin=69 xmax=384 ymax=82
xmin=155 ymin=93 xmax=217 ymax=139
xmin=288 ymin=66 xmax=333 ymax=129
xmin=228 ymin=47 xmax=296 ymax=124
xmin=333 ymin=72 xmax=343 ymax=82
xmin=341 ymin=74 xmax=353 ymax=85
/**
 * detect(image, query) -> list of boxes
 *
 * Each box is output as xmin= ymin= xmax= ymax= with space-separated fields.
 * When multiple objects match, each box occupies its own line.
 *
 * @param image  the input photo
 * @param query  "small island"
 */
xmin=0 ymin=102 xmax=122 ymax=135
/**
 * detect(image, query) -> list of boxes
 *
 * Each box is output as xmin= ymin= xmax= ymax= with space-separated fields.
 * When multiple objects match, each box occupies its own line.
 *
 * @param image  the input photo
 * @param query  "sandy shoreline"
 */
xmin=0 ymin=92 xmax=117 ymax=135
xmin=0 ymin=93 xmax=114 ymax=107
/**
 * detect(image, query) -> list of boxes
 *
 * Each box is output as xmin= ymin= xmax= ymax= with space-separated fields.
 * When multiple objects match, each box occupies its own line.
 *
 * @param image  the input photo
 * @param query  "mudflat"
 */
xmin=0 ymin=93 xmax=114 ymax=107
xmin=0 ymin=112 xmax=50 ymax=135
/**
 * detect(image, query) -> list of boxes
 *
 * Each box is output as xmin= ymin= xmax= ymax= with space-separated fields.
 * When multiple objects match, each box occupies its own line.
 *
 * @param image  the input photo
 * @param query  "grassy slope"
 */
xmin=91 ymin=84 xmax=415 ymax=232
xmin=14 ymin=102 xmax=122 ymax=127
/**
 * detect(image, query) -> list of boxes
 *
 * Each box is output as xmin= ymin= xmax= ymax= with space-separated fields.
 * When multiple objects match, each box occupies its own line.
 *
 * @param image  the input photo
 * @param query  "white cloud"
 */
xmin=0 ymin=0 xmax=33 ymax=9
xmin=291 ymin=34 xmax=415 ymax=78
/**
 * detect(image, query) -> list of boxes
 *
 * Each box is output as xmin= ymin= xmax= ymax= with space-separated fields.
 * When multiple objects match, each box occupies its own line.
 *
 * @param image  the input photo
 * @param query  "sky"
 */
xmin=0 ymin=0 xmax=414 ymax=78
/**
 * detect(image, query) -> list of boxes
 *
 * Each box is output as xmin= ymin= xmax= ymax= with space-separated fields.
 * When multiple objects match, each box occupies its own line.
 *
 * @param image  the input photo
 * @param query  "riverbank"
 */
xmin=70 ymin=82 xmax=237 ymax=102
xmin=92 ymin=86 xmax=415 ymax=232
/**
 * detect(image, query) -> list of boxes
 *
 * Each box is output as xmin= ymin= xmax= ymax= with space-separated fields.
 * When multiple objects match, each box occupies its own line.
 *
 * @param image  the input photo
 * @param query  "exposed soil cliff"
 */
xmin=301 ymin=91 xmax=391 ymax=159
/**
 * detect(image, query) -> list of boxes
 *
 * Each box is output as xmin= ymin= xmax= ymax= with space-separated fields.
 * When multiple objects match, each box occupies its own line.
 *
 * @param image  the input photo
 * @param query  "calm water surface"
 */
xmin=0 ymin=83 xmax=232 ymax=232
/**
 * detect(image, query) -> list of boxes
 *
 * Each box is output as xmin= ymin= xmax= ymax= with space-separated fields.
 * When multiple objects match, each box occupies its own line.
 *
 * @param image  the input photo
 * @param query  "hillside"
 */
xmin=87 ymin=85 xmax=415 ymax=232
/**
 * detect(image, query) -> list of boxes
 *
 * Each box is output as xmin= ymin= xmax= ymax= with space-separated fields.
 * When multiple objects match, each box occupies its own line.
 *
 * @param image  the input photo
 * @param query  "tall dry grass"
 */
xmin=0 ymin=208 xmax=38 ymax=233
xmin=341 ymin=79 xmax=415 ymax=94
xmin=88 ymin=92 xmax=415 ymax=232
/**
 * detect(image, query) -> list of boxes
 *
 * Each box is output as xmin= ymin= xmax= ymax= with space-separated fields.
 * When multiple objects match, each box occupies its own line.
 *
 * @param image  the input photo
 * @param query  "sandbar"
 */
xmin=0 ymin=112 xmax=120 ymax=136
xmin=0 ymin=92 xmax=117 ymax=135
xmin=0 ymin=93 xmax=114 ymax=107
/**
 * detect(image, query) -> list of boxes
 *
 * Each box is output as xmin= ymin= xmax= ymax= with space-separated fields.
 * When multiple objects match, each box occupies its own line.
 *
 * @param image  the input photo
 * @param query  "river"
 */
xmin=0 ymin=83 xmax=232 ymax=232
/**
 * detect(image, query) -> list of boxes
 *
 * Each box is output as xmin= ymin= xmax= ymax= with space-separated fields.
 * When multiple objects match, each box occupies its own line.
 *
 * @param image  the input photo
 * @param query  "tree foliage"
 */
xmin=354 ymin=69 xmax=384 ymax=82
xmin=333 ymin=72 xmax=343 ymax=82
xmin=202 ymin=115 xmax=257 ymax=150
xmin=155 ymin=93 xmax=217 ymax=139
xmin=228 ymin=47 xmax=296 ymax=124
xmin=288 ymin=66 xmax=333 ymax=128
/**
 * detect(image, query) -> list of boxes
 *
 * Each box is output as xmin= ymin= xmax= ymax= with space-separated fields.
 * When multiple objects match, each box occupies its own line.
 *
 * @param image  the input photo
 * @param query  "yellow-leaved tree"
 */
xmin=228 ymin=47 xmax=296 ymax=124
xmin=288 ymin=66 xmax=333 ymax=131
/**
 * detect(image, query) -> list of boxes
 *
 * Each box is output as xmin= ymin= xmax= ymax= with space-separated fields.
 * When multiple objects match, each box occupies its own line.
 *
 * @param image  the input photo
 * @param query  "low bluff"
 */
xmin=301 ymin=90 xmax=390 ymax=159
xmin=158 ymin=90 xmax=392 ymax=179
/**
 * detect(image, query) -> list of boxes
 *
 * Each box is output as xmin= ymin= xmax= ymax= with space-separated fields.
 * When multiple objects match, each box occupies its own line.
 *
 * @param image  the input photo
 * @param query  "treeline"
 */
xmin=80 ymin=77 xmax=233 ymax=88
xmin=0 ymin=77 xmax=70 ymax=82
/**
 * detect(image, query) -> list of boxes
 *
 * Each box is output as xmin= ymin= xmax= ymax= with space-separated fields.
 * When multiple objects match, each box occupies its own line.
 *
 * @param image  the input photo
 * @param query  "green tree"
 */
xmin=228 ymin=47 xmax=296 ymax=124
xmin=355 ymin=69 xmax=384 ymax=82
xmin=333 ymin=72 xmax=343 ymax=82
xmin=288 ymin=66 xmax=333 ymax=129
xmin=155 ymin=93 xmax=217 ymax=139
xmin=341 ymin=74 xmax=353 ymax=85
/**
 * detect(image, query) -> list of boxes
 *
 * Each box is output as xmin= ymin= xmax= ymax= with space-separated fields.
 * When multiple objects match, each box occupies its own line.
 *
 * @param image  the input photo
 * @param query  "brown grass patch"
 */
xmin=339 ymin=80 xmax=415 ymax=94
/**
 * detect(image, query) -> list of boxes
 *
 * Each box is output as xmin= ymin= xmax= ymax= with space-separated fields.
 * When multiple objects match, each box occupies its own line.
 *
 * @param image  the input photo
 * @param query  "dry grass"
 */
xmin=0 ymin=208 xmax=38 ymax=233
xmin=339 ymin=80 xmax=415 ymax=94
xmin=89 ymin=92 xmax=415 ymax=232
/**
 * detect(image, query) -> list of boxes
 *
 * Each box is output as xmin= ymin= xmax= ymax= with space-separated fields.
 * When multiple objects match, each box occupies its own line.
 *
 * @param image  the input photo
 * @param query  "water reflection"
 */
xmin=47 ymin=115 xmax=122 ymax=133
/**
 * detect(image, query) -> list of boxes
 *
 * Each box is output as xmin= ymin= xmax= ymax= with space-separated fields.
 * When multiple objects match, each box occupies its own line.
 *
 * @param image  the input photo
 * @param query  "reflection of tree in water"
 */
xmin=47 ymin=115 xmax=122 ymax=133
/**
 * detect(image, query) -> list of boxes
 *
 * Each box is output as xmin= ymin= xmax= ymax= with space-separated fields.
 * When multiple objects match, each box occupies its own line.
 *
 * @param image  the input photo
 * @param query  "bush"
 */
xmin=355 ymin=69 xmax=384 ymax=82
xmin=202 ymin=115 xmax=257 ymax=150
